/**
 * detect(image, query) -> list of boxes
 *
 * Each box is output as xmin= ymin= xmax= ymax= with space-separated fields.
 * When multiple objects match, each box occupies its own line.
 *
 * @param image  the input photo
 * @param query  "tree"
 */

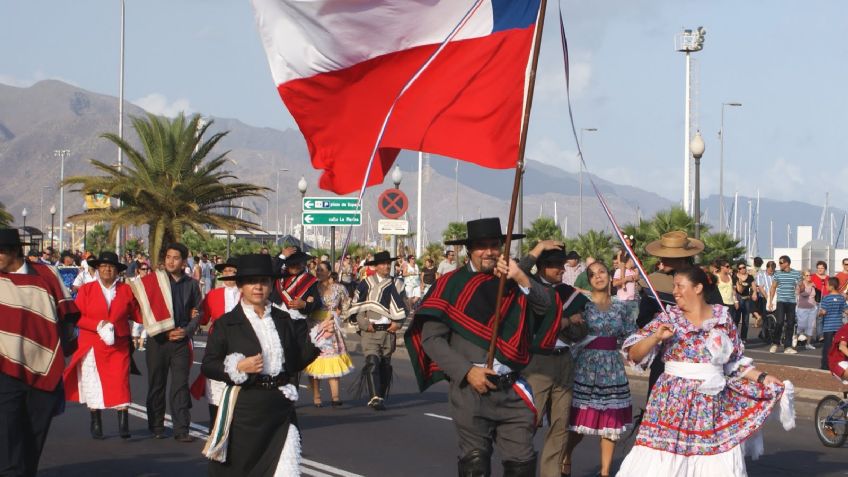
xmin=0 ymin=201 xmax=12 ymax=227
xmin=522 ymin=217 xmax=564 ymax=254
xmin=701 ymin=232 xmax=746 ymax=265
xmin=441 ymin=222 xmax=467 ymax=244
xmin=424 ymin=242 xmax=446 ymax=265
xmin=64 ymin=113 xmax=270 ymax=265
xmin=85 ymin=224 xmax=115 ymax=256
xmin=572 ymin=230 xmax=615 ymax=264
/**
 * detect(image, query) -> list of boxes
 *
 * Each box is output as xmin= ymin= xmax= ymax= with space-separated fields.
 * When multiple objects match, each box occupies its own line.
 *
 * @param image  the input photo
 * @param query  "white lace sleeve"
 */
xmin=223 ymin=352 xmax=248 ymax=384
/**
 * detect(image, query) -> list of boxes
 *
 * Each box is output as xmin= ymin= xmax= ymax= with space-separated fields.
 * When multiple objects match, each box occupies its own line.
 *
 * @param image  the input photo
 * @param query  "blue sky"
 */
xmin=3 ymin=0 xmax=847 ymax=211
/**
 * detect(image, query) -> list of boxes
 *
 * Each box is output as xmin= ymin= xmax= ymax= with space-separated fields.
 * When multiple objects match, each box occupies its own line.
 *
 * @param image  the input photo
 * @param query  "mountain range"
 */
xmin=0 ymin=80 xmax=844 ymax=253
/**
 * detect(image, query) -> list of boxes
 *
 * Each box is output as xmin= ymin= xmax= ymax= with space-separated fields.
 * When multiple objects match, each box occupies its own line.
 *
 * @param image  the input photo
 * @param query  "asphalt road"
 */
xmin=37 ymin=333 xmax=847 ymax=477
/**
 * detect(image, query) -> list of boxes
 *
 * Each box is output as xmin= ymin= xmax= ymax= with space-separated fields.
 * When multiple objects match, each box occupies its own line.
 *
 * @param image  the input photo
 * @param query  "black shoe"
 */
xmin=331 ymin=400 xmax=343 ymax=407
xmin=151 ymin=430 xmax=167 ymax=439
xmin=117 ymin=409 xmax=131 ymax=439
xmin=174 ymin=433 xmax=196 ymax=443
xmin=90 ymin=410 xmax=104 ymax=440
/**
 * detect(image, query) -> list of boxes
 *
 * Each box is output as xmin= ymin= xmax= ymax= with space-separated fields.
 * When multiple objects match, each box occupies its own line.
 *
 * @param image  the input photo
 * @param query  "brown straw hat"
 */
xmin=644 ymin=231 xmax=704 ymax=258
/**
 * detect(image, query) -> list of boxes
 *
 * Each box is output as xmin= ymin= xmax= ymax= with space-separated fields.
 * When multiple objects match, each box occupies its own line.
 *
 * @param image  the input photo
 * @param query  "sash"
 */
xmin=128 ymin=270 xmax=174 ymax=337
xmin=203 ymin=384 xmax=241 ymax=462
xmin=530 ymin=283 xmax=587 ymax=353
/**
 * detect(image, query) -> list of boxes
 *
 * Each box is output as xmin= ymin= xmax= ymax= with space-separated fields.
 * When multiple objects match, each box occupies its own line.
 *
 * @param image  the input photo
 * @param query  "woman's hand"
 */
xmin=237 ymin=354 xmax=263 ymax=374
xmin=762 ymin=374 xmax=782 ymax=386
xmin=652 ymin=324 xmax=674 ymax=343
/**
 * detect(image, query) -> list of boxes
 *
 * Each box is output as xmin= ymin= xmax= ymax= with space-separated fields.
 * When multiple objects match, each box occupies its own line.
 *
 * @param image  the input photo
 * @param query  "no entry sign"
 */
xmin=378 ymin=188 xmax=408 ymax=219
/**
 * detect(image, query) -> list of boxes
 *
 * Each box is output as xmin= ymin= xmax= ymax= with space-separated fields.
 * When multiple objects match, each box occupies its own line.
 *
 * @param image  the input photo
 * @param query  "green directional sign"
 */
xmin=302 ymin=197 xmax=361 ymax=212
xmin=302 ymin=212 xmax=362 ymax=226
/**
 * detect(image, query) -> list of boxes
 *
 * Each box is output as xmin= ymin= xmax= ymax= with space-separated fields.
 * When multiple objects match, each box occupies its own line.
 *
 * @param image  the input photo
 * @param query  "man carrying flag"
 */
xmin=405 ymin=218 xmax=553 ymax=476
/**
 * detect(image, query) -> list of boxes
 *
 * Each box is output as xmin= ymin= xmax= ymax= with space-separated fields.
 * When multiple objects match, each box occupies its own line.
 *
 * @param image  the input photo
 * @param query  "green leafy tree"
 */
xmin=424 ymin=242 xmax=446 ymax=265
xmin=522 ymin=217 xmax=564 ymax=254
xmin=0 ymin=201 xmax=12 ymax=227
xmin=442 ymin=222 xmax=467 ymax=244
xmin=64 ymin=113 xmax=270 ymax=265
xmin=701 ymin=232 xmax=746 ymax=264
xmin=124 ymin=238 xmax=145 ymax=254
xmin=85 ymin=224 xmax=115 ymax=256
xmin=573 ymin=230 xmax=615 ymax=264
xmin=648 ymin=206 xmax=707 ymax=238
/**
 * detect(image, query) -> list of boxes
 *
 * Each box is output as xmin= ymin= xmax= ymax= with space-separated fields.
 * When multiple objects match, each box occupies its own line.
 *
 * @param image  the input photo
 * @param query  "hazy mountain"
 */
xmin=0 ymin=80 xmax=842 ymax=252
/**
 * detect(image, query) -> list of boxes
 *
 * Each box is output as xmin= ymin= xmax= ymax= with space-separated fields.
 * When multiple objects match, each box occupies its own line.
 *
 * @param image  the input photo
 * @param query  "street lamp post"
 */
xmin=391 ymin=166 xmax=402 ymax=277
xmin=675 ymin=27 xmax=706 ymax=214
xmin=275 ymin=168 xmax=289 ymax=244
xmin=40 ymin=186 xmax=52 ymax=239
xmin=690 ymin=131 xmax=706 ymax=240
xmin=298 ymin=176 xmax=307 ymax=248
xmin=578 ymin=128 xmax=598 ymax=235
xmin=49 ymin=205 xmax=56 ymax=250
xmin=719 ymin=102 xmax=742 ymax=234
xmin=21 ymin=208 xmax=28 ymax=251
xmin=54 ymin=149 xmax=70 ymax=250
xmin=82 ymin=202 xmax=88 ymax=252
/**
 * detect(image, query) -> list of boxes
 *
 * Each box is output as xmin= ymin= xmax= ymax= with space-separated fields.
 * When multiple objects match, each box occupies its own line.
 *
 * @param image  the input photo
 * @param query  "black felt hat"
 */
xmin=232 ymin=254 xmax=282 ymax=279
xmin=365 ymin=250 xmax=398 ymax=266
xmin=89 ymin=251 xmax=128 ymax=273
xmin=215 ymin=256 xmax=239 ymax=281
xmin=443 ymin=218 xmax=524 ymax=246
xmin=537 ymin=248 xmax=567 ymax=266
xmin=282 ymin=247 xmax=313 ymax=266
xmin=0 ymin=228 xmax=31 ymax=247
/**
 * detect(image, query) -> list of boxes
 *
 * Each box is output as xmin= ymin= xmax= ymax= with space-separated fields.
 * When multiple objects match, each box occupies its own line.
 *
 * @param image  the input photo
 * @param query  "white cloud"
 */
xmin=132 ymin=93 xmax=193 ymax=117
xmin=527 ymin=136 xmax=579 ymax=172
xmin=0 ymin=71 xmax=78 ymax=88
xmin=535 ymin=56 xmax=592 ymax=103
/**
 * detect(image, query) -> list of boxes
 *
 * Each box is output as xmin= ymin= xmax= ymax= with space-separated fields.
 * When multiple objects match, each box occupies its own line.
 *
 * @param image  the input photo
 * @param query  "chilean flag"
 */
xmin=252 ymin=0 xmax=542 ymax=194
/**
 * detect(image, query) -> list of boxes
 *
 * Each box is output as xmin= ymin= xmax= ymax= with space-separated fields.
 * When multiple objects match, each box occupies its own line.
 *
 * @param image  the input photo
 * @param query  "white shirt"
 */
xmin=13 ymin=261 xmax=29 ymax=274
xmin=224 ymin=285 xmax=240 ymax=313
xmin=73 ymin=268 xmax=98 ymax=288
xmin=98 ymin=279 xmax=118 ymax=310
xmin=241 ymin=301 xmax=284 ymax=376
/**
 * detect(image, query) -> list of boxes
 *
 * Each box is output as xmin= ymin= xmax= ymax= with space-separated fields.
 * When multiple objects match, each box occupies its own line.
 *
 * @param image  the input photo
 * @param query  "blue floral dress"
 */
xmin=569 ymin=301 xmax=634 ymax=440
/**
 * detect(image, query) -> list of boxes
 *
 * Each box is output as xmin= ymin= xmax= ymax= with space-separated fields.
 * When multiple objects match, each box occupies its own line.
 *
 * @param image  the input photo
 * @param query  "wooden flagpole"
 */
xmin=486 ymin=0 xmax=549 ymax=368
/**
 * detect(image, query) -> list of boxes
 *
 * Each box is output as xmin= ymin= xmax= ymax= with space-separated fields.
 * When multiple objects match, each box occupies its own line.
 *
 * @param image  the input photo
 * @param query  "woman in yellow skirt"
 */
xmin=306 ymin=261 xmax=355 ymax=406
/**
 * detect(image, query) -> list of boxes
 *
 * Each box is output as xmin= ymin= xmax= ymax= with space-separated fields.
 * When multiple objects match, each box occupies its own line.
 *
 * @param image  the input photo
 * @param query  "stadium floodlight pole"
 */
xmin=54 ymin=149 xmax=70 ymax=251
xmin=416 ymin=151 xmax=424 ymax=259
xmin=486 ymin=0 xmax=548 ymax=369
xmin=675 ymin=27 xmax=706 ymax=215
xmin=115 ymin=0 xmax=125 ymax=255
xmin=719 ymin=102 xmax=742 ymax=234
xmin=578 ymin=127 xmax=598 ymax=235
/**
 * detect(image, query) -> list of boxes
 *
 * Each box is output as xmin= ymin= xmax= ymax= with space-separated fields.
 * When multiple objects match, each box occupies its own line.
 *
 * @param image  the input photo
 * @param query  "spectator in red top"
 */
xmin=810 ymin=260 xmax=829 ymax=341
xmin=835 ymin=258 xmax=848 ymax=295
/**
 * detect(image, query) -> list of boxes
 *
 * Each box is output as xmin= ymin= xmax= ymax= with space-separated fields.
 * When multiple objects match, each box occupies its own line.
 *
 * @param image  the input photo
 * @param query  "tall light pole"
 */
xmin=675 ymin=27 xmax=706 ymax=214
xmin=274 ymin=168 xmax=289 ymax=244
xmin=54 ymin=149 xmax=70 ymax=251
xmin=116 ymin=0 xmax=126 ymax=255
xmin=578 ymin=127 xmax=598 ymax=235
xmin=416 ymin=152 xmax=424 ymax=258
xmin=690 ymin=131 xmax=705 ymax=240
xmin=719 ymin=102 xmax=742 ymax=234
xmin=40 ymin=186 xmax=52 ymax=236
xmin=49 ymin=205 xmax=56 ymax=251
xmin=391 ymin=166 xmax=402 ymax=277
xmin=21 ymin=208 xmax=28 ymax=249
xmin=298 ymin=176 xmax=307 ymax=248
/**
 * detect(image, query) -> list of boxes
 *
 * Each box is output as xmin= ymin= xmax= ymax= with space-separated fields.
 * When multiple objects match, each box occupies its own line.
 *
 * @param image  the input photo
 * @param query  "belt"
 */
xmin=248 ymin=374 xmax=290 ymax=390
xmin=486 ymin=372 xmax=519 ymax=391
xmin=585 ymin=336 xmax=617 ymax=350
xmin=371 ymin=323 xmax=391 ymax=332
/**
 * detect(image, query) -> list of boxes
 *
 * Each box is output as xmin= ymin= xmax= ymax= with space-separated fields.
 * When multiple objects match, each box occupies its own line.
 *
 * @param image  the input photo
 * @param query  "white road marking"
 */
xmin=424 ymin=412 xmax=453 ymax=421
xmin=125 ymin=402 xmax=362 ymax=476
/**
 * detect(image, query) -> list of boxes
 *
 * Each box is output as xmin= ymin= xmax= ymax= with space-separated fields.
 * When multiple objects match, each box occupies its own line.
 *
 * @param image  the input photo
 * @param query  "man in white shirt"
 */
xmin=435 ymin=249 xmax=458 ymax=279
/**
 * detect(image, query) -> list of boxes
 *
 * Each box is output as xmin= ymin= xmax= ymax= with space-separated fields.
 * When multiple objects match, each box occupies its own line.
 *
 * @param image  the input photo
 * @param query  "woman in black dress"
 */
xmin=202 ymin=254 xmax=333 ymax=476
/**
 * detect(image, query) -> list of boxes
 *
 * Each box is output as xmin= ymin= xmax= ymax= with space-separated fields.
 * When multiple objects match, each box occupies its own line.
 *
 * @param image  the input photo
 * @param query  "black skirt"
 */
xmin=209 ymin=387 xmax=298 ymax=477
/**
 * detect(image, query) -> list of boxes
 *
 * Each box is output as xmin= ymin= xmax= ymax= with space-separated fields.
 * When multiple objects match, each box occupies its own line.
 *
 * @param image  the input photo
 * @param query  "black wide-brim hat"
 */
xmin=0 ymin=228 xmax=31 ymax=247
xmin=89 ymin=251 xmax=128 ymax=273
xmin=232 ymin=254 xmax=282 ymax=279
xmin=215 ymin=257 xmax=239 ymax=281
xmin=282 ymin=247 xmax=313 ymax=267
xmin=537 ymin=247 xmax=567 ymax=266
xmin=443 ymin=217 xmax=525 ymax=246
xmin=365 ymin=250 xmax=398 ymax=265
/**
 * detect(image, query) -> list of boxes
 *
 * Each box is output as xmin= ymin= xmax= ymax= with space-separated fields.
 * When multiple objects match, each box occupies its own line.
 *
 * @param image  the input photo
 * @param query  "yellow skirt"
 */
xmin=304 ymin=353 xmax=355 ymax=379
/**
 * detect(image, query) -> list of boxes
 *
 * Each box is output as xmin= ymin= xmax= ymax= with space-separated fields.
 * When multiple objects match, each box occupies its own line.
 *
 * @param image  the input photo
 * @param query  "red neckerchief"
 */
xmin=276 ymin=271 xmax=317 ymax=307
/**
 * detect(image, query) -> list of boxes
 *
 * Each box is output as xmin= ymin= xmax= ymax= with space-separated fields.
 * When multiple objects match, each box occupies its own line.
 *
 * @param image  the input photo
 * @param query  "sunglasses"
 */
xmin=139 ymin=267 xmax=150 ymax=271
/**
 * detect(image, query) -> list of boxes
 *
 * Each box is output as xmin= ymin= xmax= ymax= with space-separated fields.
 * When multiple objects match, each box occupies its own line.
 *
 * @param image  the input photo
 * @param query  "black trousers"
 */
xmin=822 ymin=331 xmax=836 ymax=370
xmin=145 ymin=336 xmax=192 ymax=435
xmin=774 ymin=302 xmax=797 ymax=348
xmin=0 ymin=373 xmax=63 ymax=477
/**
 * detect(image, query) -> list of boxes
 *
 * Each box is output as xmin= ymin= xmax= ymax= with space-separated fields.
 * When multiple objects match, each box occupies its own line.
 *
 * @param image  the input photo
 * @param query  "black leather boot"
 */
xmin=502 ymin=455 xmax=536 ymax=477
xmin=364 ymin=355 xmax=384 ymax=410
xmin=90 ymin=410 xmax=104 ymax=440
xmin=117 ymin=409 xmax=130 ymax=439
xmin=378 ymin=358 xmax=393 ymax=400
xmin=458 ymin=450 xmax=491 ymax=477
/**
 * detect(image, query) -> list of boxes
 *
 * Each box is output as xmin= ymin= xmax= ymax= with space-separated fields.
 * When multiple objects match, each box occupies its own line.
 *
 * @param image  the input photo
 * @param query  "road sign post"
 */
xmin=302 ymin=196 xmax=362 ymax=228
xmin=301 ymin=212 xmax=361 ymax=226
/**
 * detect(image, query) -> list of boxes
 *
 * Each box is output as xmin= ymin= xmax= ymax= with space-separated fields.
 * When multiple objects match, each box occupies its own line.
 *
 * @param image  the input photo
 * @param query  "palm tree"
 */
xmin=573 ymin=230 xmax=615 ymax=264
xmin=523 ymin=217 xmax=564 ymax=254
xmin=648 ymin=206 xmax=705 ymax=238
xmin=424 ymin=242 xmax=446 ymax=265
xmin=0 ymin=201 xmax=12 ymax=227
xmin=701 ymin=232 xmax=745 ymax=264
xmin=64 ymin=113 xmax=269 ymax=265
xmin=442 ymin=222 xmax=467 ymax=244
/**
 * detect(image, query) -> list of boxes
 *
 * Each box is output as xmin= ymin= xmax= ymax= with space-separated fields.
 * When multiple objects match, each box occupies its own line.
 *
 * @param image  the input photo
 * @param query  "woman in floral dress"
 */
xmin=563 ymin=261 xmax=634 ymax=477
xmin=305 ymin=262 xmax=355 ymax=406
xmin=619 ymin=266 xmax=794 ymax=476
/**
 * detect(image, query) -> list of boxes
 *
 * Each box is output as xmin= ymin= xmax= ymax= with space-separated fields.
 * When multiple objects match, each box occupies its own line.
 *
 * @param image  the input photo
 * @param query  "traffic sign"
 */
xmin=378 ymin=188 xmax=408 ymax=219
xmin=302 ymin=197 xmax=360 ymax=211
xmin=378 ymin=219 xmax=409 ymax=235
xmin=302 ymin=212 xmax=361 ymax=226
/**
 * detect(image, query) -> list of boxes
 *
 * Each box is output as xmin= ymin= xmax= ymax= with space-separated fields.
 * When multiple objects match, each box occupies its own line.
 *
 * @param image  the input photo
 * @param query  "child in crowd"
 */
xmin=818 ymin=278 xmax=848 ymax=370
